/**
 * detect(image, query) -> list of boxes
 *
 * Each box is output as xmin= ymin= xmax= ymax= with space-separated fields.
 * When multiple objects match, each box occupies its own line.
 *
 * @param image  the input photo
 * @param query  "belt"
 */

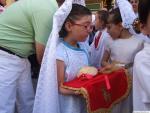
xmin=115 ymin=62 xmax=133 ymax=69
xmin=0 ymin=46 xmax=23 ymax=58
xmin=124 ymin=62 xmax=133 ymax=69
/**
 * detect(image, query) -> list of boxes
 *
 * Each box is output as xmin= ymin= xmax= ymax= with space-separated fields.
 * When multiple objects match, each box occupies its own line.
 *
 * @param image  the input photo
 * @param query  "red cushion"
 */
xmin=63 ymin=69 xmax=131 ymax=113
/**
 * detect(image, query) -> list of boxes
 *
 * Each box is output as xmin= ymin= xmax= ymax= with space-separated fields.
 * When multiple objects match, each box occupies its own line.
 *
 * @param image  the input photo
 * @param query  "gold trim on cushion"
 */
xmin=62 ymin=68 xmax=132 ymax=113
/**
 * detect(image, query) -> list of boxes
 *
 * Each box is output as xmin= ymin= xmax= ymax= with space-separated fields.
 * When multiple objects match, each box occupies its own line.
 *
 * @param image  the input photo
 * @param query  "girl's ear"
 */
xmin=118 ymin=22 xmax=123 ymax=28
xmin=65 ymin=21 xmax=73 ymax=32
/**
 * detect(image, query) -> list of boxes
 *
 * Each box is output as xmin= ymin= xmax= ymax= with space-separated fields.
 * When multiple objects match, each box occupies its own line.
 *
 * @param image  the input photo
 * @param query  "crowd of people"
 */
xmin=0 ymin=0 xmax=150 ymax=113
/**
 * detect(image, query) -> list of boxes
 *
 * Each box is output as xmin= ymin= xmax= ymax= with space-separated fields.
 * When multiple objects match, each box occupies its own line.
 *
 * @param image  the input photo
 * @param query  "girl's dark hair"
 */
xmin=97 ymin=10 xmax=109 ymax=26
xmin=59 ymin=4 xmax=92 ymax=37
xmin=108 ymin=8 xmax=122 ymax=24
xmin=138 ymin=0 xmax=150 ymax=24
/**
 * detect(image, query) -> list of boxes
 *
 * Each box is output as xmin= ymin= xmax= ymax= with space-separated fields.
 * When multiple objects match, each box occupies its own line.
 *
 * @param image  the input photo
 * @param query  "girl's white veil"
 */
xmin=115 ymin=0 xmax=137 ymax=34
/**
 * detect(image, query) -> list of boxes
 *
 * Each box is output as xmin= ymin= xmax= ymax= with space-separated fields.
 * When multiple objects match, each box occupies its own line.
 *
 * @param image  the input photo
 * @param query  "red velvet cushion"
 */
xmin=63 ymin=69 xmax=131 ymax=113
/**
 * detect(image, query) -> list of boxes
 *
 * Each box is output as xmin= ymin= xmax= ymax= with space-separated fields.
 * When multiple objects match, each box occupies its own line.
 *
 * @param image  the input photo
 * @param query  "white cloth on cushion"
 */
xmin=33 ymin=1 xmax=85 ymax=113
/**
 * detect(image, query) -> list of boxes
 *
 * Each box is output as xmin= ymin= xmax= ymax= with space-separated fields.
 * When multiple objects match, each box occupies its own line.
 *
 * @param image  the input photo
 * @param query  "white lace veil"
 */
xmin=115 ymin=0 xmax=137 ymax=34
xmin=33 ymin=1 xmax=85 ymax=113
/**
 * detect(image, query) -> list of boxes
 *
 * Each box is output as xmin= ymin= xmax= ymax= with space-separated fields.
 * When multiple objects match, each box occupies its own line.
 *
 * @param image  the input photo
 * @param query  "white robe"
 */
xmin=133 ymin=42 xmax=150 ymax=111
xmin=89 ymin=29 xmax=110 ymax=68
xmin=105 ymin=36 xmax=144 ymax=113
xmin=33 ymin=1 xmax=86 ymax=113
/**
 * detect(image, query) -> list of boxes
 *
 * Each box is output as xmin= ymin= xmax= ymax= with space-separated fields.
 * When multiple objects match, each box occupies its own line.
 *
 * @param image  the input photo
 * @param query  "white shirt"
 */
xmin=90 ymin=29 xmax=110 ymax=68
xmin=56 ymin=40 xmax=89 ymax=81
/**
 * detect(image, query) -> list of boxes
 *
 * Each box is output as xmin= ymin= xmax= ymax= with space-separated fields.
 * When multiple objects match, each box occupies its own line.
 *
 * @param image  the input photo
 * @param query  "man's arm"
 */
xmin=35 ymin=42 xmax=45 ymax=64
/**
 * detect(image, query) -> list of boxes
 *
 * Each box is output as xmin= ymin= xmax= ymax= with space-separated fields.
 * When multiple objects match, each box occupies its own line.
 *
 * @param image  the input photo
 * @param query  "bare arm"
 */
xmin=56 ymin=59 xmax=79 ymax=95
xmin=35 ymin=42 xmax=45 ymax=64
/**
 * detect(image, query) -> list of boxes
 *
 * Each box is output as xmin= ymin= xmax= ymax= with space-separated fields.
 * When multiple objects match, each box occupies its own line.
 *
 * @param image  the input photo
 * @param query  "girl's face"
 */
xmin=130 ymin=0 xmax=139 ymax=13
xmin=106 ymin=15 xmax=123 ymax=39
xmin=140 ymin=13 xmax=150 ymax=37
xmin=95 ymin=13 xmax=104 ymax=30
xmin=66 ymin=15 xmax=92 ymax=42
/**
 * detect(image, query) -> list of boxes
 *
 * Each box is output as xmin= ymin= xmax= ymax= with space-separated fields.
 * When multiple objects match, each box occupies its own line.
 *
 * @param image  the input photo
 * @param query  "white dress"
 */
xmin=106 ymin=36 xmax=143 ymax=65
xmin=90 ymin=29 xmax=110 ymax=68
xmin=105 ymin=36 xmax=143 ymax=113
xmin=56 ymin=40 xmax=89 ymax=113
xmin=133 ymin=42 xmax=150 ymax=111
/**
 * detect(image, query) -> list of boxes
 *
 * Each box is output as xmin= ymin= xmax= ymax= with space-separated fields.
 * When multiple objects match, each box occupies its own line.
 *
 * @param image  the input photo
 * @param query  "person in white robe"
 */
xmin=133 ymin=0 xmax=150 ymax=111
xmin=102 ymin=0 xmax=143 ymax=113
xmin=32 ymin=1 xmax=91 ymax=113
xmin=90 ymin=10 xmax=111 ymax=68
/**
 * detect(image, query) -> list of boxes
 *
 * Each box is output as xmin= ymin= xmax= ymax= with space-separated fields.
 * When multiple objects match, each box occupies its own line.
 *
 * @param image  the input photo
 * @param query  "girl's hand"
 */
xmin=59 ymin=84 xmax=82 ymax=96
xmin=100 ymin=64 xmax=114 ymax=73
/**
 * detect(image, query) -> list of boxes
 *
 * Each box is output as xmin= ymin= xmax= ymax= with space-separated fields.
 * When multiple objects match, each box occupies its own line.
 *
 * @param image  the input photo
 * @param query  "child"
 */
xmin=129 ymin=0 xmax=139 ymax=17
xmin=101 ymin=8 xmax=143 ymax=113
xmin=56 ymin=4 xmax=92 ymax=113
xmin=133 ymin=0 xmax=150 ymax=111
xmin=90 ymin=10 xmax=111 ymax=68
xmin=129 ymin=0 xmax=150 ymax=43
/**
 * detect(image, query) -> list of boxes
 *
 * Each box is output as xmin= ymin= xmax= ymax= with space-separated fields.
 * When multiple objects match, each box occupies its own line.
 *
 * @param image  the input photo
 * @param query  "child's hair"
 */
xmin=97 ymin=10 xmax=109 ymax=26
xmin=59 ymin=4 xmax=92 ymax=37
xmin=108 ymin=8 xmax=122 ymax=24
xmin=138 ymin=0 xmax=150 ymax=24
xmin=128 ymin=0 xmax=139 ymax=2
xmin=132 ymin=18 xmax=141 ymax=34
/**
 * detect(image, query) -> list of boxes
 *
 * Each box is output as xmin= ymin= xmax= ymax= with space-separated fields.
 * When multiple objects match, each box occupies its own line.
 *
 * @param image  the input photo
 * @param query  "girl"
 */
xmin=32 ymin=1 xmax=89 ymax=113
xmin=90 ymin=10 xmax=111 ymax=68
xmin=129 ymin=0 xmax=139 ymax=17
xmin=101 ymin=8 xmax=143 ymax=113
xmin=56 ymin=4 xmax=92 ymax=113
xmin=133 ymin=0 xmax=150 ymax=111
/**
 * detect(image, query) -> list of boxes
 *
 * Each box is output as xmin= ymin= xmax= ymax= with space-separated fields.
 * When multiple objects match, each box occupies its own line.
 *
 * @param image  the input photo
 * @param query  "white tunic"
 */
xmin=105 ymin=36 xmax=143 ymax=113
xmin=90 ymin=29 xmax=110 ymax=68
xmin=56 ymin=41 xmax=89 ymax=113
xmin=105 ymin=36 xmax=143 ymax=64
xmin=133 ymin=42 xmax=150 ymax=111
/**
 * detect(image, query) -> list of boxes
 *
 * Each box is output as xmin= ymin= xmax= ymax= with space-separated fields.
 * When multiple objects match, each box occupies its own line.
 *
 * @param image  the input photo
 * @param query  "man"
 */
xmin=0 ymin=0 xmax=58 ymax=113
xmin=133 ymin=0 xmax=150 ymax=111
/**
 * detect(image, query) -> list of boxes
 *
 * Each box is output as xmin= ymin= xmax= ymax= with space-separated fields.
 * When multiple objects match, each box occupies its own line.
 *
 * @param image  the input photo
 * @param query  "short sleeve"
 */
xmin=104 ymin=37 xmax=113 ymax=52
xmin=32 ymin=9 xmax=56 ymax=45
xmin=56 ymin=44 xmax=68 ymax=64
